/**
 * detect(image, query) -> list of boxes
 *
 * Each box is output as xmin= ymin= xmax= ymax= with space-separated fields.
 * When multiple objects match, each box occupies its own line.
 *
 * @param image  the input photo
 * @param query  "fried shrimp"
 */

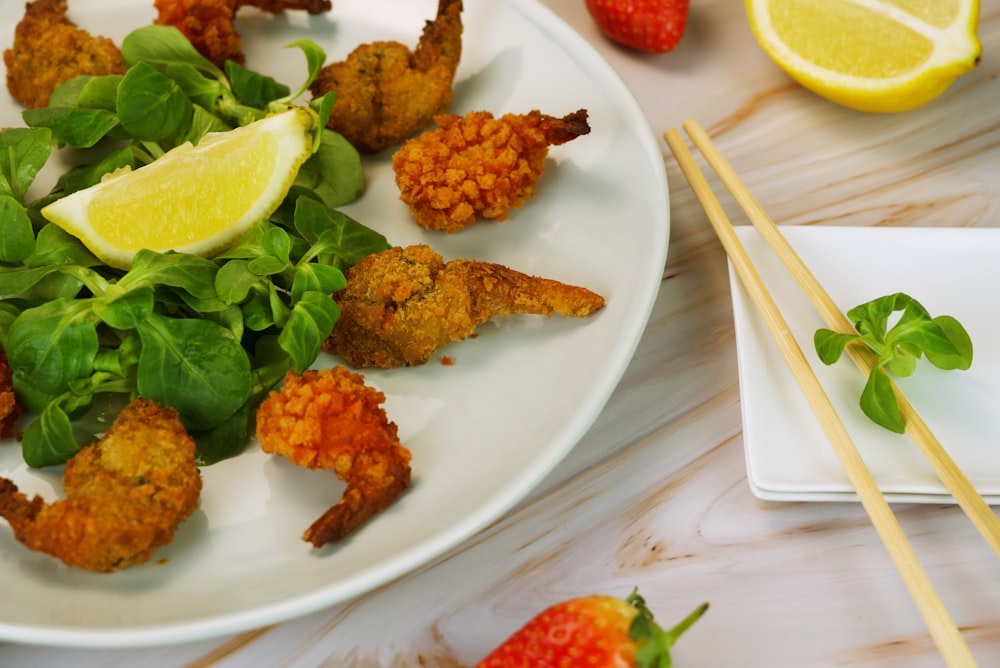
xmin=323 ymin=244 xmax=605 ymax=368
xmin=392 ymin=108 xmax=591 ymax=232
xmin=0 ymin=399 xmax=202 ymax=572
xmin=309 ymin=0 xmax=463 ymax=153
xmin=3 ymin=0 xmax=126 ymax=109
xmin=0 ymin=349 xmax=23 ymax=440
xmin=153 ymin=0 xmax=332 ymax=68
xmin=255 ymin=367 xmax=411 ymax=547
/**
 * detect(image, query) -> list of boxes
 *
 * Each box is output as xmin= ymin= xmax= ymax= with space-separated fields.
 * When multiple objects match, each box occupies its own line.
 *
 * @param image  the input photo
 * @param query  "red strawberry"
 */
xmin=585 ymin=0 xmax=690 ymax=54
xmin=476 ymin=589 xmax=707 ymax=667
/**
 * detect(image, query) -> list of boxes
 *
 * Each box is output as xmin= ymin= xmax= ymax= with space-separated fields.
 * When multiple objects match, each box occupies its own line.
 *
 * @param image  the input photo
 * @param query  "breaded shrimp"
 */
xmin=0 ymin=349 xmax=23 ymax=440
xmin=392 ymin=108 xmax=591 ymax=232
xmin=0 ymin=398 xmax=202 ymax=572
xmin=3 ymin=0 xmax=126 ymax=109
xmin=256 ymin=367 xmax=411 ymax=547
xmin=309 ymin=0 xmax=463 ymax=153
xmin=323 ymin=244 xmax=605 ymax=368
xmin=153 ymin=0 xmax=332 ymax=68
xmin=240 ymin=0 xmax=330 ymax=10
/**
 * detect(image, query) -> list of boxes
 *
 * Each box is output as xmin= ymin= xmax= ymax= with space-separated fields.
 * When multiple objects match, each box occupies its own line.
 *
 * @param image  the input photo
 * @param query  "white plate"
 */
xmin=0 ymin=0 xmax=668 ymax=647
xmin=730 ymin=225 xmax=1000 ymax=504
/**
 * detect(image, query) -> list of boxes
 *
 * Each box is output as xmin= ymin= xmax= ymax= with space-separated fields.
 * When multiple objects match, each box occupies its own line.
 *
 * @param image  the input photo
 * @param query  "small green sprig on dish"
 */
xmin=813 ymin=292 xmax=973 ymax=433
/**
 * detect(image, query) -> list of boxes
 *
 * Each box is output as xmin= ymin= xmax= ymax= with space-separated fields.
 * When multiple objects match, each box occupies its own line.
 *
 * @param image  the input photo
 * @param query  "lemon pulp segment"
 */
xmin=881 ymin=0 xmax=958 ymax=27
xmin=42 ymin=108 xmax=315 ymax=269
xmin=88 ymin=132 xmax=277 ymax=250
xmin=745 ymin=0 xmax=982 ymax=112
xmin=768 ymin=0 xmax=933 ymax=78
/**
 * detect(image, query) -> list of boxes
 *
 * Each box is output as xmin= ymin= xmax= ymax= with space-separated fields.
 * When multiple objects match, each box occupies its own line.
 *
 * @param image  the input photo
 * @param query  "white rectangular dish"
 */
xmin=729 ymin=225 xmax=1000 ymax=504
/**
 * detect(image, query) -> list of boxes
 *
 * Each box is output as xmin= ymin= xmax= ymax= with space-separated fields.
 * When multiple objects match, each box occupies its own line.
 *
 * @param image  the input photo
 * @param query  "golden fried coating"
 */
xmin=0 ymin=349 xmax=23 ymax=440
xmin=392 ymin=109 xmax=590 ymax=232
xmin=154 ymin=0 xmax=242 ymax=69
xmin=3 ymin=0 xmax=126 ymax=109
xmin=323 ymin=244 xmax=605 ymax=368
xmin=309 ymin=0 xmax=463 ymax=153
xmin=0 ymin=399 xmax=202 ymax=572
xmin=256 ymin=367 xmax=411 ymax=547
xmin=154 ymin=0 xmax=332 ymax=68
xmin=240 ymin=0 xmax=330 ymax=10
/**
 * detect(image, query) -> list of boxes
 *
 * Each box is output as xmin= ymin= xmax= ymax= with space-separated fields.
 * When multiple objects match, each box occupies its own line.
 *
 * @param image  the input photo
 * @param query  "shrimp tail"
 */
xmin=540 ymin=109 xmax=591 ymax=145
xmin=302 ymin=456 xmax=411 ymax=546
xmin=451 ymin=259 xmax=606 ymax=320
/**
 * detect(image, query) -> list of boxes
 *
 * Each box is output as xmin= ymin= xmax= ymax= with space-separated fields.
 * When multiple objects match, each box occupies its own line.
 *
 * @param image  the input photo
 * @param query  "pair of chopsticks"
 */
xmin=665 ymin=119 xmax=997 ymax=668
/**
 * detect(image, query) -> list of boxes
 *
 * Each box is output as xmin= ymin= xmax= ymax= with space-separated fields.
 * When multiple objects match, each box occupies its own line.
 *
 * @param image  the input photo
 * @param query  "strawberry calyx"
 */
xmin=627 ymin=589 xmax=708 ymax=668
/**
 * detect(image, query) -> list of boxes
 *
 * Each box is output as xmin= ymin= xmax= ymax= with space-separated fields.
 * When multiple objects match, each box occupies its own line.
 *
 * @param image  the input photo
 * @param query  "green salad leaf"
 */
xmin=0 ymin=27 xmax=390 ymax=467
xmin=814 ymin=292 xmax=973 ymax=433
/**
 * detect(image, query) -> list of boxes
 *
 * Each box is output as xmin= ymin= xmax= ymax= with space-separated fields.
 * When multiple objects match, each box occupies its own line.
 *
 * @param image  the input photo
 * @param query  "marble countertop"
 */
xmin=2 ymin=0 xmax=999 ymax=665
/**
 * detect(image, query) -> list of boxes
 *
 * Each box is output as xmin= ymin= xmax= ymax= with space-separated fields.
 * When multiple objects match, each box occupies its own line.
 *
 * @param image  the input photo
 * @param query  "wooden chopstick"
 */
xmin=681 ymin=118 xmax=1000 ymax=562
xmin=664 ymin=127 xmax=977 ymax=668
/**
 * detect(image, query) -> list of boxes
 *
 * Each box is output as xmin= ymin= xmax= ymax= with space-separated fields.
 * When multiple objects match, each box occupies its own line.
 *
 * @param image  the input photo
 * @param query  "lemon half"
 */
xmin=745 ymin=0 xmax=982 ymax=112
xmin=43 ymin=108 xmax=316 ymax=270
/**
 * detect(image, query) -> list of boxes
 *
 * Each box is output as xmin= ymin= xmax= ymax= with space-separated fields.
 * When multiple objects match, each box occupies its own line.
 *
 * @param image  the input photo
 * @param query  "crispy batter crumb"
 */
xmin=323 ymin=244 xmax=605 ymax=368
xmin=0 ymin=399 xmax=202 ymax=572
xmin=256 ymin=367 xmax=411 ymax=546
xmin=0 ymin=349 xmax=23 ymax=440
xmin=309 ymin=0 xmax=463 ymax=153
xmin=4 ymin=0 xmax=126 ymax=109
xmin=153 ymin=0 xmax=332 ymax=68
xmin=392 ymin=108 xmax=590 ymax=232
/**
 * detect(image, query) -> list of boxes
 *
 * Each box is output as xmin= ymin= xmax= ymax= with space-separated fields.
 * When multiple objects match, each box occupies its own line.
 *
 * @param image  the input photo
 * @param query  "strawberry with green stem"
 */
xmin=476 ymin=589 xmax=707 ymax=667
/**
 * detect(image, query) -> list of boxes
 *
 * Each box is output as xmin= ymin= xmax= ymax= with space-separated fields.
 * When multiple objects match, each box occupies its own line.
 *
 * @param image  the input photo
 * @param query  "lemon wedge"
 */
xmin=744 ymin=0 xmax=982 ymax=112
xmin=42 ymin=108 xmax=316 ymax=270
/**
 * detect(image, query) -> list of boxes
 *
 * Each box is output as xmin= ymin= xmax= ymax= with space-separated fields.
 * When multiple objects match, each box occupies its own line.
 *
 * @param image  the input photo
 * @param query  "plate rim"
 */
xmin=0 ymin=0 xmax=670 ymax=648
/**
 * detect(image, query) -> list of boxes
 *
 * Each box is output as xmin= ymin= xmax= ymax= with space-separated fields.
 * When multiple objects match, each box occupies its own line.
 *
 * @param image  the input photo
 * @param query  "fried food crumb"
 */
xmin=154 ymin=0 xmax=244 ymax=68
xmin=256 ymin=367 xmax=411 ymax=547
xmin=309 ymin=0 xmax=463 ymax=153
xmin=323 ymin=244 xmax=605 ymax=368
xmin=154 ymin=0 xmax=332 ymax=68
xmin=0 ymin=399 xmax=202 ymax=572
xmin=3 ymin=0 xmax=126 ymax=109
xmin=0 ymin=349 xmax=23 ymax=440
xmin=392 ymin=108 xmax=590 ymax=232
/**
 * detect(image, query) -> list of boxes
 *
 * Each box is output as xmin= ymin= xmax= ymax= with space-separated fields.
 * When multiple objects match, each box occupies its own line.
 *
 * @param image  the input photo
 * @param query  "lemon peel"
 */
xmin=42 ymin=108 xmax=316 ymax=270
xmin=745 ymin=0 xmax=982 ymax=112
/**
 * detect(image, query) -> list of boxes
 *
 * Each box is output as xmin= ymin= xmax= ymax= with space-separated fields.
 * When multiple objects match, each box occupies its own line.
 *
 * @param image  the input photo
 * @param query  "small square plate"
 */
xmin=729 ymin=225 xmax=1000 ymax=503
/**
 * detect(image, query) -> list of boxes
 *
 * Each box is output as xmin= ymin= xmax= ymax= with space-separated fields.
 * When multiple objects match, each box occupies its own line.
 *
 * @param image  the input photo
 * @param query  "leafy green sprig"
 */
xmin=0 ymin=27 xmax=389 ymax=466
xmin=21 ymin=26 xmax=354 ymax=211
xmin=25 ymin=26 xmax=332 ymax=153
xmin=814 ymin=292 xmax=973 ymax=433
